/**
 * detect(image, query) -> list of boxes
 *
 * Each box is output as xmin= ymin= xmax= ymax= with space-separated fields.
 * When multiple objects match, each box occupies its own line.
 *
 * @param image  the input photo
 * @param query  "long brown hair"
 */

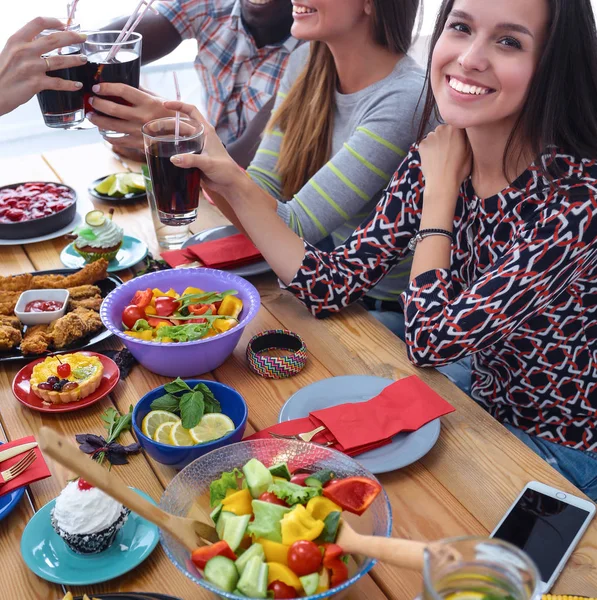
xmin=271 ymin=0 xmax=421 ymax=199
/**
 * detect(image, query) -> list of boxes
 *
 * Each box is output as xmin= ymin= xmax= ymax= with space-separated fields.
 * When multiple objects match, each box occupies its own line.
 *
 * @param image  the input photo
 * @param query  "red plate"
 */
xmin=12 ymin=351 xmax=120 ymax=413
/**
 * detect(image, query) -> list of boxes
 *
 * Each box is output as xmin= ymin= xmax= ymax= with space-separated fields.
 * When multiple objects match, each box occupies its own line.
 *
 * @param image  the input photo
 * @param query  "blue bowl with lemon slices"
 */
xmin=133 ymin=379 xmax=248 ymax=470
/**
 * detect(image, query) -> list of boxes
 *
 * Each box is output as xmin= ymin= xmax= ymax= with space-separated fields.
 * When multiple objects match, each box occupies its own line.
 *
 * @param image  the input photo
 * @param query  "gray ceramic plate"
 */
xmin=182 ymin=225 xmax=271 ymax=277
xmin=279 ymin=375 xmax=441 ymax=474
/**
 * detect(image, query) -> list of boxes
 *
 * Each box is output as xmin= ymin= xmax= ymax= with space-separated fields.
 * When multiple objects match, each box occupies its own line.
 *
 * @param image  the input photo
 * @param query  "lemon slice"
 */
xmin=189 ymin=413 xmax=235 ymax=444
xmin=169 ymin=421 xmax=197 ymax=446
xmin=121 ymin=173 xmax=146 ymax=192
xmin=85 ymin=210 xmax=106 ymax=227
xmin=94 ymin=174 xmax=116 ymax=195
xmin=153 ymin=421 xmax=176 ymax=444
xmin=141 ymin=410 xmax=180 ymax=439
xmin=444 ymin=593 xmax=487 ymax=600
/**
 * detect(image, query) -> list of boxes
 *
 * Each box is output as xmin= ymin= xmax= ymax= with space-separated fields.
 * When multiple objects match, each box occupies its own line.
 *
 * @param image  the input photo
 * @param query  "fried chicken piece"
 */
xmin=30 ymin=259 xmax=108 ymax=289
xmin=0 ymin=325 xmax=22 ymax=350
xmin=49 ymin=308 xmax=102 ymax=348
xmin=0 ymin=315 xmax=22 ymax=330
xmin=20 ymin=325 xmax=51 ymax=355
xmin=67 ymin=285 xmax=102 ymax=299
xmin=0 ymin=273 xmax=32 ymax=292
xmin=69 ymin=296 xmax=103 ymax=311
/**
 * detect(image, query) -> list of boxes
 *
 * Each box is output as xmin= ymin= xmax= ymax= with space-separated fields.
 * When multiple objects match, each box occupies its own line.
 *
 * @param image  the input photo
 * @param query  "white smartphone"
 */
xmin=490 ymin=480 xmax=595 ymax=594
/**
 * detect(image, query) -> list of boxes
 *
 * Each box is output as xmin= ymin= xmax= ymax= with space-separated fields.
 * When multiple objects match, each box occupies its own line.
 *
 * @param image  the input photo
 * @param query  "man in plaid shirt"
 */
xmin=100 ymin=0 xmax=299 ymax=165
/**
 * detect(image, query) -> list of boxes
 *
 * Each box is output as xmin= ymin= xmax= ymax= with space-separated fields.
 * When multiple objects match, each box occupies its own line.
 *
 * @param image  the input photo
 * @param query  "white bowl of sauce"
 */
xmin=15 ymin=289 xmax=69 ymax=325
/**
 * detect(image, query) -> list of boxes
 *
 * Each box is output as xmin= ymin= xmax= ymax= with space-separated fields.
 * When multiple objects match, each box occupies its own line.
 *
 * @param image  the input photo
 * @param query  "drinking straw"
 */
xmin=120 ymin=0 xmax=157 ymax=44
xmin=66 ymin=0 xmax=80 ymax=27
xmin=173 ymin=71 xmax=181 ymax=142
xmin=105 ymin=0 xmax=146 ymax=62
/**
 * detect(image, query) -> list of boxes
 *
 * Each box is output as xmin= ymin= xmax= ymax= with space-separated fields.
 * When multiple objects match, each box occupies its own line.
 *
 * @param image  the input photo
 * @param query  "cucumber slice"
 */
xmin=204 ymin=555 xmax=239 ymax=593
xmin=307 ymin=469 xmax=335 ymax=485
xmin=316 ymin=511 xmax=341 ymax=543
xmin=210 ymin=503 xmax=223 ymax=525
xmin=268 ymin=462 xmax=291 ymax=480
xmin=238 ymin=556 xmax=268 ymax=599
xmin=304 ymin=477 xmax=323 ymax=489
xmin=243 ymin=458 xmax=273 ymax=499
xmin=216 ymin=510 xmax=236 ymax=540
xmin=235 ymin=542 xmax=265 ymax=574
xmin=247 ymin=500 xmax=292 ymax=543
xmin=232 ymin=590 xmax=245 ymax=597
xmin=300 ymin=572 xmax=320 ymax=595
xmin=222 ymin=513 xmax=251 ymax=552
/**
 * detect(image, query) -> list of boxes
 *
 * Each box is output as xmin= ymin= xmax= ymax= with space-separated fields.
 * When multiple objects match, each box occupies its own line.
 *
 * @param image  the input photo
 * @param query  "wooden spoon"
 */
xmin=38 ymin=426 xmax=219 ymax=551
xmin=336 ymin=519 xmax=428 ymax=571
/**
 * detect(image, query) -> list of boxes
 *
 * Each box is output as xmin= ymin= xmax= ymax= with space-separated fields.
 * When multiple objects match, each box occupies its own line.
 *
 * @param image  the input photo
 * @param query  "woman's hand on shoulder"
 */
xmin=164 ymin=100 xmax=245 ymax=197
xmin=418 ymin=125 xmax=472 ymax=193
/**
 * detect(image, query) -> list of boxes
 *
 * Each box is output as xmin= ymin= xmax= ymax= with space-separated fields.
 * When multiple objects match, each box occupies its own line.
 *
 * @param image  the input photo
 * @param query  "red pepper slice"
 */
xmin=191 ymin=541 xmax=237 ymax=570
xmin=154 ymin=296 xmax=180 ymax=317
xmin=147 ymin=316 xmax=172 ymax=328
xmin=322 ymin=543 xmax=344 ymax=567
xmin=323 ymin=476 xmax=382 ymax=516
xmin=188 ymin=303 xmax=217 ymax=315
xmin=131 ymin=288 xmax=153 ymax=308
xmin=326 ymin=557 xmax=348 ymax=587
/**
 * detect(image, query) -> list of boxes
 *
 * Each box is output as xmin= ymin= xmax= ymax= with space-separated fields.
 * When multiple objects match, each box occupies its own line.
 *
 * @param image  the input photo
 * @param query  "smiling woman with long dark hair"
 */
xmin=166 ymin=0 xmax=597 ymax=497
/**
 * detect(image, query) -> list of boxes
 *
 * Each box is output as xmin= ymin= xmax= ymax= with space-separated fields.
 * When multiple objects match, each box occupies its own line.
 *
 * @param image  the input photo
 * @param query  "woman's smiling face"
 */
xmin=431 ymin=0 xmax=549 ymax=131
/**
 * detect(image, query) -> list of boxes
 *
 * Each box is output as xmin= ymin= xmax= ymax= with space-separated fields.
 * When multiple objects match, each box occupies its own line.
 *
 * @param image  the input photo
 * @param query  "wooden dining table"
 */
xmin=0 ymin=142 xmax=596 ymax=600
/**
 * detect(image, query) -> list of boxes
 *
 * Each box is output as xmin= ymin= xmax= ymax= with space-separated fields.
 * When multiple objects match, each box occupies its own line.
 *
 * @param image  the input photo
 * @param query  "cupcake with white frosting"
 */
xmin=51 ymin=478 xmax=129 ymax=554
xmin=74 ymin=209 xmax=123 ymax=263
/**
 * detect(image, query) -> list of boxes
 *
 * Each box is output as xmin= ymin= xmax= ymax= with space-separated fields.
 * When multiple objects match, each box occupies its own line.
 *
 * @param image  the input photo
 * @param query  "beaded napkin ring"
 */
xmin=246 ymin=329 xmax=307 ymax=379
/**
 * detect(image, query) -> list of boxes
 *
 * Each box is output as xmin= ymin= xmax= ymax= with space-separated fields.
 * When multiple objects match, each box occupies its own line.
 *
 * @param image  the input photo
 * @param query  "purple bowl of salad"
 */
xmin=100 ymin=268 xmax=260 ymax=377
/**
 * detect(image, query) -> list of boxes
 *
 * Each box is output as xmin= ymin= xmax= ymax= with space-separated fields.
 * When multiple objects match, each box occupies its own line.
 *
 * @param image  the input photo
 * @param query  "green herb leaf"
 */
xmin=101 ymin=407 xmax=119 ymax=439
xmin=75 ymin=227 xmax=98 ymax=241
xmin=267 ymin=481 xmax=322 ymax=505
xmin=132 ymin=319 xmax=152 ymax=331
xmin=180 ymin=390 xmax=205 ymax=429
xmin=209 ymin=468 xmax=243 ymax=507
xmin=177 ymin=289 xmax=238 ymax=310
xmin=155 ymin=323 xmax=211 ymax=342
xmin=193 ymin=383 xmax=221 ymax=414
xmin=164 ymin=377 xmax=192 ymax=394
xmin=150 ymin=393 xmax=180 ymax=413
xmin=108 ymin=405 xmax=134 ymax=443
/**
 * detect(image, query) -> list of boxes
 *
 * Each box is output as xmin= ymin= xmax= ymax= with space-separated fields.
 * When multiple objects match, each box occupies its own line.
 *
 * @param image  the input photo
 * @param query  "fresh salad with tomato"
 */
xmin=121 ymin=285 xmax=243 ymax=343
xmin=192 ymin=458 xmax=382 ymax=598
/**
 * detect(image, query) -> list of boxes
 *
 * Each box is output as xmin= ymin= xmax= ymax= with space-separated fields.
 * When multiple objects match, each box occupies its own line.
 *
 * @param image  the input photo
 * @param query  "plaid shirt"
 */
xmin=157 ymin=0 xmax=301 ymax=144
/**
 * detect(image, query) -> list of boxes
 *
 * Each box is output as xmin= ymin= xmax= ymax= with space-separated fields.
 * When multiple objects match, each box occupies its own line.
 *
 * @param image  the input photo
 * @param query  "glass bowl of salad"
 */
xmin=100 ymin=268 xmax=260 ymax=377
xmin=159 ymin=438 xmax=392 ymax=599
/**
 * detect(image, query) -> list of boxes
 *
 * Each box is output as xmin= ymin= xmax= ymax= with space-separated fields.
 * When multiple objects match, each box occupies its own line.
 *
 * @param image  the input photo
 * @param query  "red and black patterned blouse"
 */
xmin=284 ymin=148 xmax=597 ymax=451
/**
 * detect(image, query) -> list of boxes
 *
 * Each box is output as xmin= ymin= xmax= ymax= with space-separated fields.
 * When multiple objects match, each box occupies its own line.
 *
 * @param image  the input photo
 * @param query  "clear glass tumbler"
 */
xmin=36 ymin=21 xmax=85 ymax=129
xmin=422 ymin=537 xmax=541 ymax=600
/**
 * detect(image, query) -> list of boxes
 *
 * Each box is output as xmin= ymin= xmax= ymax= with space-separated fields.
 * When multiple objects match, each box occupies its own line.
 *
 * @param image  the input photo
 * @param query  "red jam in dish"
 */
xmin=24 ymin=300 xmax=64 ymax=313
xmin=0 ymin=182 xmax=75 ymax=224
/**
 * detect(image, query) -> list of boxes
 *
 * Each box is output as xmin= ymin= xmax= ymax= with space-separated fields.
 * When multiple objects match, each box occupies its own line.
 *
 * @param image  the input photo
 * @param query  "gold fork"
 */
xmin=0 ymin=449 xmax=37 ymax=484
xmin=269 ymin=425 xmax=328 ymax=442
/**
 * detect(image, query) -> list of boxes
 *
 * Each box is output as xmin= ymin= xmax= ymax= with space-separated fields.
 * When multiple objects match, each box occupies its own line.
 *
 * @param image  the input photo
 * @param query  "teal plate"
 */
xmin=60 ymin=235 xmax=148 ymax=272
xmin=21 ymin=488 xmax=159 ymax=586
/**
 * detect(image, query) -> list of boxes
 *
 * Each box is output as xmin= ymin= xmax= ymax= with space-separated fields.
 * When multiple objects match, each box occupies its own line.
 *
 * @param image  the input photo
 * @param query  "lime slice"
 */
xmin=108 ymin=175 xmax=129 ymax=197
xmin=141 ymin=410 xmax=180 ymax=439
xmin=85 ymin=210 xmax=106 ymax=227
xmin=121 ymin=173 xmax=146 ymax=192
xmin=153 ymin=421 xmax=176 ymax=445
xmin=189 ymin=413 xmax=235 ymax=444
xmin=444 ymin=593 xmax=487 ymax=600
xmin=169 ymin=421 xmax=196 ymax=446
xmin=95 ymin=174 xmax=116 ymax=195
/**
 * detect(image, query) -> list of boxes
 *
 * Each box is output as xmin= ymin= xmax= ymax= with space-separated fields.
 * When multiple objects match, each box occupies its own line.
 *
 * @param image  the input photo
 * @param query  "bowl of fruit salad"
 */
xmin=159 ymin=438 xmax=391 ymax=600
xmin=100 ymin=268 xmax=260 ymax=377
xmin=133 ymin=378 xmax=248 ymax=469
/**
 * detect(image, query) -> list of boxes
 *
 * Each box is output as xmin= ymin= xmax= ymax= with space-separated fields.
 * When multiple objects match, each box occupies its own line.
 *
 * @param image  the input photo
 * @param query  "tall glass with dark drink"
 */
xmin=82 ymin=31 xmax=142 ymax=139
xmin=36 ymin=22 xmax=85 ymax=129
xmin=142 ymin=117 xmax=205 ymax=227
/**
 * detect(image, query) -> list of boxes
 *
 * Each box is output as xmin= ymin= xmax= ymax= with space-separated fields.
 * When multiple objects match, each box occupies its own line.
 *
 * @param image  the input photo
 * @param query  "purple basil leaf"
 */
xmin=122 ymin=443 xmax=141 ymax=454
xmin=106 ymin=451 xmax=129 ymax=465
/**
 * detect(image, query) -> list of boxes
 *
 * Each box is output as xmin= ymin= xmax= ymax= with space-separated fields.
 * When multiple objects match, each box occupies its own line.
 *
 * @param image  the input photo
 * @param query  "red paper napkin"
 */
xmin=160 ymin=247 xmax=197 ymax=268
xmin=0 ymin=436 xmax=51 ymax=498
xmin=310 ymin=376 xmax=455 ymax=451
xmin=186 ymin=234 xmax=263 ymax=269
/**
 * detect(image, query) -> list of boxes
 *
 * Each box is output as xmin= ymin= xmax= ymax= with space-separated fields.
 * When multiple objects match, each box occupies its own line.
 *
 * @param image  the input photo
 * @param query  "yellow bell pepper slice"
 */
xmin=145 ymin=305 xmax=157 ymax=316
xmin=267 ymin=563 xmax=302 ymax=591
xmin=281 ymin=505 xmax=325 ymax=546
xmin=218 ymin=296 xmax=243 ymax=319
xmin=221 ymin=488 xmax=253 ymax=516
xmin=139 ymin=330 xmax=154 ymax=341
xmin=155 ymin=321 xmax=170 ymax=329
xmin=182 ymin=286 xmax=204 ymax=297
xmin=213 ymin=318 xmax=238 ymax=333
xmin=256 ymin=538 xmax=290 ymax=566
xmin=160 ymin=337 xmax=173 ymax=343
xmin=152 ymin=288 xmax=166 ymax=297
xmin=225 ymin=488 xmax=237 ymax=498
xmin=306 ymin=497 xmax=342 ymax=522
xmin=165 ymin=288 xmax=179 ymax=299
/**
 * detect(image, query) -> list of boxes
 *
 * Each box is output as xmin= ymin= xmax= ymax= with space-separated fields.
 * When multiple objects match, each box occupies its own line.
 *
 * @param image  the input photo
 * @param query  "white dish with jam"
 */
xmin=14 ymin=289 xmax=69 ymax=325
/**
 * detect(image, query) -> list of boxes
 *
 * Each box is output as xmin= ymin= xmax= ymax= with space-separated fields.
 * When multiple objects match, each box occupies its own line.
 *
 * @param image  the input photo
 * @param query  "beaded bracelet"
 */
xmin=246 ymin=329 xmax=308 ymax=379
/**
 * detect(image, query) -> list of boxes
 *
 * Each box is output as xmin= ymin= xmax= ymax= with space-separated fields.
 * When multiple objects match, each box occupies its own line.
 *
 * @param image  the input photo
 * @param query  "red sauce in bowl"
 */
xmin=0 ymin=183 xmax=75 ymax=224
xmin=24 ymin=300 xmax=64 ymax=313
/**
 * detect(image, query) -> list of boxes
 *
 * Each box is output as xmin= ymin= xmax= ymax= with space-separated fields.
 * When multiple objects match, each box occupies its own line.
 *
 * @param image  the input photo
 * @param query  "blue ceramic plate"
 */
xmin=278 ymin=375 xmax=441 ymax=474
xmin=21 ymin=488 xmax=159 ymax=586
xmin=60 ymin=235 xmax=148 ymax=272
xmin=0 ymin=442 xmax=25 ymax=521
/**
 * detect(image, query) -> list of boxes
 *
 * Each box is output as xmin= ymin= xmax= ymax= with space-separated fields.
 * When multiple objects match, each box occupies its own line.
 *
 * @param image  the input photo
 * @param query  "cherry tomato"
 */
xmin=131 ymin=288 xmax=153 ymax=308
xmin=122 ymin=304 xmax=147 ymax=329
xmin=267 ymin=581 xmax=297 ymax=599
xmin=188 ymin=303 xmax=217 ymax=315
xmin=154 ymin=296 xmax=180 ymax=317
xmin=287 ymin=540 xmax=322 ymax=577
xmin=327 ymin=558 xmax=348 ymax=587
xmin=258 ymin=492 xmax=288 ymax=507
xmin=57 ymin=363 xmax=71 ymax=378
xmin=322 ymin=543 xmax=344 ymax=567
xmin=289 ymin=473 xmax=311 ymax=487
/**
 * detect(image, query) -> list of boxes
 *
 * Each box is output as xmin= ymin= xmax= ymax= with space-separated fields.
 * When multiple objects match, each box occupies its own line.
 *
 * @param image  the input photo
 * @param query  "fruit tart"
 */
xmin=30 ymin=353 xmax=103 ymax=404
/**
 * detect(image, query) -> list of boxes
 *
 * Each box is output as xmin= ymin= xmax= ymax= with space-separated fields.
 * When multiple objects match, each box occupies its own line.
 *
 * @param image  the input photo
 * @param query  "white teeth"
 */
xmin=293 ymin=4 xmax=317 ymax=14
xmin=248 ymin=0 xmax=274 ymax=4
xmin=448 ymin=77 xmax=490 ymax=95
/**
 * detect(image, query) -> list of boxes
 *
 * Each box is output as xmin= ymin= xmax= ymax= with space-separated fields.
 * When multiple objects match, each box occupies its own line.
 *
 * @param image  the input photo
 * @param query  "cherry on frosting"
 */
xmin=77 ymin=478 xmax=94 ymax=491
